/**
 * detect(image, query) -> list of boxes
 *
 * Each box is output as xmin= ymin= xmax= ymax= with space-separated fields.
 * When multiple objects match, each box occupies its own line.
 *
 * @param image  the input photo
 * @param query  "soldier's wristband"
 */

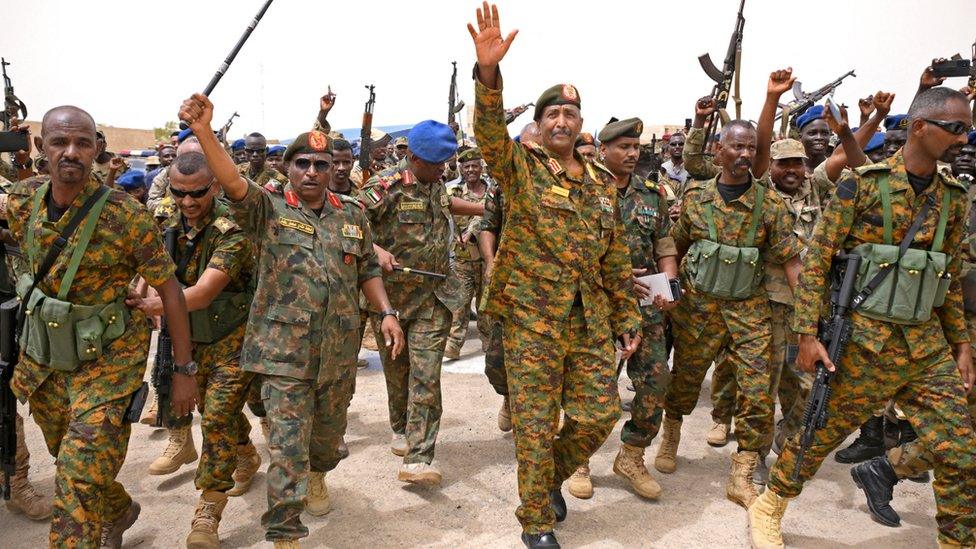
xmin=380 ymin=309 xmax=399 ymax=320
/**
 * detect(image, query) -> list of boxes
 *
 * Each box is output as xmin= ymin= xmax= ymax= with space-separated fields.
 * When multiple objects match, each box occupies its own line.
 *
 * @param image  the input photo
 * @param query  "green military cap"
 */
xmin=393 ymin=136 xmax=408 ymax=147
xmin=457 ymin=147 xmax=482 ymax=163
xmin=770 ymin=138 xmax=808 ymax=160
xmin=534 ymin=83 xmax=581 ymax=121
xmin=283 ymin=130 xmax=333 ymax=161
xmin=597 ymin=117 xmax=643 ymax=143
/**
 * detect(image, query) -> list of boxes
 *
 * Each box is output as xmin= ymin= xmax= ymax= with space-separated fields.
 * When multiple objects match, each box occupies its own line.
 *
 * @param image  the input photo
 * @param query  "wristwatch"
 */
xmin=380 ymin=309 xmax=399 ymax=320
xmin=174 ymin=361 xmax=198 ymax=376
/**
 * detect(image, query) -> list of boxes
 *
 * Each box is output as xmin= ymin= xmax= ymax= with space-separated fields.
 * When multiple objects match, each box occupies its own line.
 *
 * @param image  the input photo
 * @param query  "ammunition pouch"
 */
xmin=17 ymin=274 xmax=128 ymax=371
xmin=851 ymin=244 xmax=950 ymax=324
xmin=686 ymin=239 xmax=763 ymax=300
xmin=189 ymin=291 xmax=252 ymax=344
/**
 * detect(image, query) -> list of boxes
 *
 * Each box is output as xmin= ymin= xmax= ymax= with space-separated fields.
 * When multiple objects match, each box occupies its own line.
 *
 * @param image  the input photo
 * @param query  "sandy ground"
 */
xmin=1 ymin=322 xmax=943 ymax=548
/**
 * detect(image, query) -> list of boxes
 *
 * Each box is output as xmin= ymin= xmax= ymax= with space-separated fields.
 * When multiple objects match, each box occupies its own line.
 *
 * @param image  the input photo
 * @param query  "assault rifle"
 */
xmin=448 ymin=61 xmax=465 ymax=129
xmin=1 ymin=58 xmax=27 ymax=132
xmin=776 ymin=70 xmax=856 ymax=135
xmin=217 ymin=111 xmax=239 ymax=145
xmin=505 ymin=103 xmax=533 ymax=125
xmin=697 ymin=0 xmax=745 ymax=152
xmin=792 ymin=253 xmax=861 ymax=481
xmin=0 ymin=299 xmax=18 ymax=500
xmin=151 ymin=228 xmax=179 ymax=428
xmin=359 ymin=85 xmax=377 ymax=183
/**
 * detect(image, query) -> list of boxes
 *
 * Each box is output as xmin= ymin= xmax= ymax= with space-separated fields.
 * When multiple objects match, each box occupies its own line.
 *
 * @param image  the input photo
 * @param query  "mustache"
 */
xmin=58 ymin=159 xmax=84 ymax=169
xmin=549 ymin=128 xmax=572 ymax=138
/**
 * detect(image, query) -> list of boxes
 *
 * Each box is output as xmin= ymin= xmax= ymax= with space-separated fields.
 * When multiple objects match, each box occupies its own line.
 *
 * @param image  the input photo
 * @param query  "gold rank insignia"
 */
xmin=585 ymin=163 xmax=600 ymax=182
xmin=341 ymin=224 xmax=363 ymax=239
xmin=399 ymin=200 xmax=425 ymax=211
xmin=546 ymin=157 xmax=563 ymax=176
xmin=440 ymin=193 xmax=451 ymax=208
xmin=549 ymin=185 xmax=570 ymax=198
xmin=279 ymin=217 xmax=315 ymax=235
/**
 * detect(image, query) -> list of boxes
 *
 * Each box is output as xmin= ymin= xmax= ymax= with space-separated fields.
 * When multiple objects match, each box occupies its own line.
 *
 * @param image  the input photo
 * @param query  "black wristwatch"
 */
xmin=174 ymin=361 xmax=198 ymax=376
xmin=380 ymin=309 xmax=399 ymax=320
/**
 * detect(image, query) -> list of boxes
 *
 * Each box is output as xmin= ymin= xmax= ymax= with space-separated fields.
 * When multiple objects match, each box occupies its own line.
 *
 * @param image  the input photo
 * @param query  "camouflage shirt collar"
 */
xmin=704 ymin=174 xmax=758 ymax=208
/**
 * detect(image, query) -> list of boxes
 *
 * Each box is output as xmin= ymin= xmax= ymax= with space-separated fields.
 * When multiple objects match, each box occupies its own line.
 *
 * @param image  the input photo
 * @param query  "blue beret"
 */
xmin=231 ymin=139 xmax=246 ymax=151
xmin=884 ymin=114 xmax=908 ymax=131
xmin=177 ymin=128 xmax=194 ymax=143
xmin=795 ymin=105 xmax=825 ymax=131
xmin=268 ymin=145 xmax=286 ymax=155
xmin=864 ymin=132 xmax=885 ymax=153
xmin=968 ymin=130 xmax=976 ymax=146
xmin=116 ymin=169 xmax=146 ymax=190
xmin=407 ymin=120 xmax=458 ymax=164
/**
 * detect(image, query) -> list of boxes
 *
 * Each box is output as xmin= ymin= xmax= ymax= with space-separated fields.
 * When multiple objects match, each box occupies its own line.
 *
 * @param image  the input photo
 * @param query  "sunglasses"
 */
xmin=293 ymin=158 xmax=331 ymax=172
xmin=923 ymin=118 xmax=974 ymax=136
xmin=170 ymin=182 xmax=213 ymax=199
xmin=245 ymin=147 xmax=267 ymax=154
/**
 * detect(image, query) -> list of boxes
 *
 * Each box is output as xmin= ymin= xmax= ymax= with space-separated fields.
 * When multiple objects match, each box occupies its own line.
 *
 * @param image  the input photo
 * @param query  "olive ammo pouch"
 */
xmin=849 ymin=177 xmax=951 ymax=324
xmin=685 ymin=184 xmax=765 ymax=300
xmin=17 ymin=184 xmax=124 ymax=371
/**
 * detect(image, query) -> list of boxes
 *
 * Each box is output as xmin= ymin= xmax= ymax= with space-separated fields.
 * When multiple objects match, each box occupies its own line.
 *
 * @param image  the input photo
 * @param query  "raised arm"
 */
xmin=179 ymin=93 xmax=248 ymax=201
xmin=754 ymin=68 xmax=797 ymax=178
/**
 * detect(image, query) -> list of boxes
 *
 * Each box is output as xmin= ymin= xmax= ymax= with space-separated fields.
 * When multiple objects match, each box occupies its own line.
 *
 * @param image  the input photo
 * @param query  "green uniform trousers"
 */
xmin=621 ymin=309 xmax=671 ymax=447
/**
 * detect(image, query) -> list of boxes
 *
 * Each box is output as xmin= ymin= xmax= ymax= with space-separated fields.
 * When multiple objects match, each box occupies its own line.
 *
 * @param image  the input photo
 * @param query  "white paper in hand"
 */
xmin=637 ymin=272 xmax=673 ymax=307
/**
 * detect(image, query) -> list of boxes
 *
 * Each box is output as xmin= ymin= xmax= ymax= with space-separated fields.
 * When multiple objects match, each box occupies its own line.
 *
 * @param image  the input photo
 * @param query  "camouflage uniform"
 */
xmin=446 ymin=179 xmax=491 ymax=353
xmin=146 ymin=166 xmax=171 ymax=213
xmin=664 ymin=176 xmax=802 ymax=451
xmin=768 ymin=153 xmax=976 ymax=546
xmin=161 ymin=203 xmax=255 ymax=492
xmin=475 ymin=78 xmax=641 ymax=535
xmin=616 ymin=174 xmax=677 ymax=447
xmin=239 ymin=162 xmax=289 ymax=189
xmin=229 ymin=180 xmax=379 ymax=542
xmin=358 ymin=160 xmax=460 ymax=465
xmin=6 ymin=174 xmax=174 ymax=547
xmin=479 ymin=184 xmax=507 ymax=396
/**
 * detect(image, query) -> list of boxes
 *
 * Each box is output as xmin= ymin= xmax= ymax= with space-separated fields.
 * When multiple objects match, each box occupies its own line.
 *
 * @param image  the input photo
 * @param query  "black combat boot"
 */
xmin=521 ymin=532 xmax=560 ymax=548
xmin=835 ymin=415 xmax=885 ymax=464
xmin=549 ymin=488 xmax=567 ymax=522
xmin=851 ymin=455 xmax=901 ymax=527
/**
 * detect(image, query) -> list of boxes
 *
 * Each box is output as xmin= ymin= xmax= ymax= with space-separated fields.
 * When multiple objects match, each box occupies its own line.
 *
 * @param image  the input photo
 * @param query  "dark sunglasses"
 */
xmin=171 ymin=182 xmax=213 ymax=199
xmin=245 ymin=147 xmax=267 ymax=154
xmin=924 ymin=118 xmax=974 ymax=136
xmin=293 ymin=158 xmax=331 ymax=172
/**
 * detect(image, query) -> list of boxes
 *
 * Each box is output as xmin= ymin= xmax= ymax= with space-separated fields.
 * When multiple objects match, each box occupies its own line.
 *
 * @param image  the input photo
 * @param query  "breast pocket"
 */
xmin=339 ymin=237 xmax=363 ymax=284
xmin=397 ymin=208 xmax=431 ymax=247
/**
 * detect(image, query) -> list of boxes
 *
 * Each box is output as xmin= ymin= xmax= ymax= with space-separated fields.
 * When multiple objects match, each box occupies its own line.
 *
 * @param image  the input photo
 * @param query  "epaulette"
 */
xmin=939 ymin=170 xmax=969 ymax=192
xmin=378 ymin=171 xmax=402 ymax=191
xmin=681 ymin=178 xmax=707 ymax=195
xmin=643 ymin=179 xmax=666 ymax=197
xmin=589 ymin=160 xmax=614 ymax=178
xmin=212 ymin=216 xmax=239 ymax=234
xmin=338 ymin=193 xmax=366 ymax=211
xmin=853 ymin=162 xmax=891 ymax=176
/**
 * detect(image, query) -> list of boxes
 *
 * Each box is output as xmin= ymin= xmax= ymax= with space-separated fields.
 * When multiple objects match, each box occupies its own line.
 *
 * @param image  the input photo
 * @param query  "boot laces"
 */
xmin=192 ymin=500 xmax=220 ymax=531
xmin=163 ymin=430 xmax=188 ymax=458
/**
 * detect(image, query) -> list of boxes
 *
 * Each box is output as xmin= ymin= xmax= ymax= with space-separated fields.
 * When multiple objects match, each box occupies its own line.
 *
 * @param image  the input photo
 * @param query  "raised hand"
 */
xmin=179 ymin=93 xmax=214 ymax=135
xmin=858 ymin=96 xmax=875 ymax=119
xmin=822 ymin=103 xmax=849 ymax=135
xmin=320 ymin=85 xmax=336 ymax=114
xmin=872 ymin=91 xmax=895 ymax=118
xmin=920 ymin=58 xmax=948 ymax=90
xmin=468 ymin=2 xmax=518 ymax=76
xmin=767 ymin=67 xmax=795 ymax=98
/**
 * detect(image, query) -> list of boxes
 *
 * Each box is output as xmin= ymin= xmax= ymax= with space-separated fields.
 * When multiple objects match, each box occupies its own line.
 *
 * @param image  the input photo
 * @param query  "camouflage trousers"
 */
xmin=28 ymin=372 xmax=133 ymax=548
xmin=768 ymin=332 xmax=976 ymax=546
xmin=13 ymin=413 xmax=31 ymax=484
xmin=371 ymin=301 xmax=451 ymax=464
xmin=621 ymin=308 xmax=671 ymax=448
xmin=665 ymin=297 xmax=775 ymax=451
xmin=484 ymin=314 xmax=508 ymax=396
xmin=260 ymin=373 xmax=355 ymax=542
xmin=447 ymin=259 xmax=487 ymax=351
xmin=504 ymin=306 xmax=620 ymax=535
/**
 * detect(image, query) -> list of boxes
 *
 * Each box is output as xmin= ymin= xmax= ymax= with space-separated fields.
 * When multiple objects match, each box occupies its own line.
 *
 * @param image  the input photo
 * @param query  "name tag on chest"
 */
xmin=279 ymin=217 xmax=315 ymax=235
xmin=399 ymin=200 xmax=426 ymax=211
xmin=549 ymin=185 xmax=570 ymax=198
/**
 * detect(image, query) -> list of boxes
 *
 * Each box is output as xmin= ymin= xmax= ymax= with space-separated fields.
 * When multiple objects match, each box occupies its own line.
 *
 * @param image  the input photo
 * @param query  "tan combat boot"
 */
xmin=226 ymin=441 xmax=261 ymax=497
xmin=185 ymin=490 xmax=228 ymax=549
xmin=613 ymin=443 xmax=662 ymax=500
xmin=390 ymin=432 xmax=407 ymax=457
xmin=728 ymin=450 xmax=761 ymax=508
xmin=443 ymin=341 xmax=461 ymax=360
xmin=654 ymin=416 xmax=682 ymax=474
xmin=140 ymin=392 xmax=159 ymax=425
xmin=497 ymin=396 xmax=512 ymax=432
xmin=747 ymin=489 xmax=790 ymax=549
xmin=567 ymin=464 xmax=593 ymax=499
xmin=6 ymin=416 xmax=52 ymax=521
xmin=100 ymin=500 xmax=141 ymax=549
xmin=706 ymin=421 xmax=731 ymax=447
xmin=148 ymin=425 xmax=198 ymax=475
xmin=305 ymin=471 xmax=331 ymax=516
xmin=398 ymin=462 xmax=442 ymax=486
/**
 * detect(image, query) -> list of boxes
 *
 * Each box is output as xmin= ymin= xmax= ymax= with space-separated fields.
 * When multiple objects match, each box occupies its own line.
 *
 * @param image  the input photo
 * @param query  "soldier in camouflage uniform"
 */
xmin=180 ymin=93 xmax=404 ymax=547
xmin=567 ymin=118 xmax=679 ymax=502
xmin=469 ymin=6 xmax=643 ymax=546
xmin=125 ymin=151 xmax=258 ymax=548
xmin=2 ymin=105 xmax=197 ymax=548
xmin=239 ymin=132 xmax=289 ymax=190
xmin=444 ymin=147 xmax=492 ymax=359
xmin=657 ymin=72 xmax=804 ymax=511
xmin=751 ymin=87 xmax=976 ymax=549
xmin=358 ymin=120 xmax=484 ymax=486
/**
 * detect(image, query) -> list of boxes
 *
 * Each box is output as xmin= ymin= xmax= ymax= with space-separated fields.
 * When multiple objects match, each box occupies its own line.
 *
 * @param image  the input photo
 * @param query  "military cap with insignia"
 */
xmin=864 ymin=132 xmax=885 ymax=153
xmin=597 ymin=117 xmax=644 ymax=143
xmin=284 ymin=130 xmax=333 ymax=161
xmin=884 ymin=114 xmax=908 ymax=131
xmin=795 ymin=105 xmax=825 ymax=130
xmin=534 ymin=83 xmax=581 ymax=121
xmin=457 ymin=147 xmax=482 ymax=163
xmin=268 ymin=145 xmax=286 ymax=156
xmin=231 ymin=138 xmax=246 ymax=151
xmin=769 ymin=138 xmax=807 ymax=160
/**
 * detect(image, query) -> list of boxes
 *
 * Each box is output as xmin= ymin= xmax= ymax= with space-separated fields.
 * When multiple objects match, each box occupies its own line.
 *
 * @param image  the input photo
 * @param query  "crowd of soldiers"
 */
xmin=2 ymin=3 xmax=976 ymax=548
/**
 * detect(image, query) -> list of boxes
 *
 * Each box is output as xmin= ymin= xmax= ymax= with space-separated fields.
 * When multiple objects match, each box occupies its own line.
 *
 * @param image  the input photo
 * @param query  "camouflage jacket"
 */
xmin=147 ymin=165 xmax=171 ymax=213
xmin=478 ymin=183 xmax=505 ymax=237
xmin=229 ymin=180 xmax=380 ymax=385
xmin=6 ymin=174 xmax=175 ymax=413
xmin=793 ymin=152 xmax=970 ymax=357
xmin=763 ymin=174 xmax=831 ymax=304
xmin=161 ymin=201 xmax=255 ymax=354
xmin=474 ymin=77 xmax=641 ymax=341
xmin=617 ymin=173 xmax=677 ymax=271
xmin=681 ymin=126 xmax=721 ymax=184
xmin=449 ymin=178 xmax=491 ymax=262
xmin=239 ymin=162 xmax=288 ymax=189
xmin=358 ymin=159 xmax=460 ymax=319
xmin=671 ymin=176 xmax=802 ymax=318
